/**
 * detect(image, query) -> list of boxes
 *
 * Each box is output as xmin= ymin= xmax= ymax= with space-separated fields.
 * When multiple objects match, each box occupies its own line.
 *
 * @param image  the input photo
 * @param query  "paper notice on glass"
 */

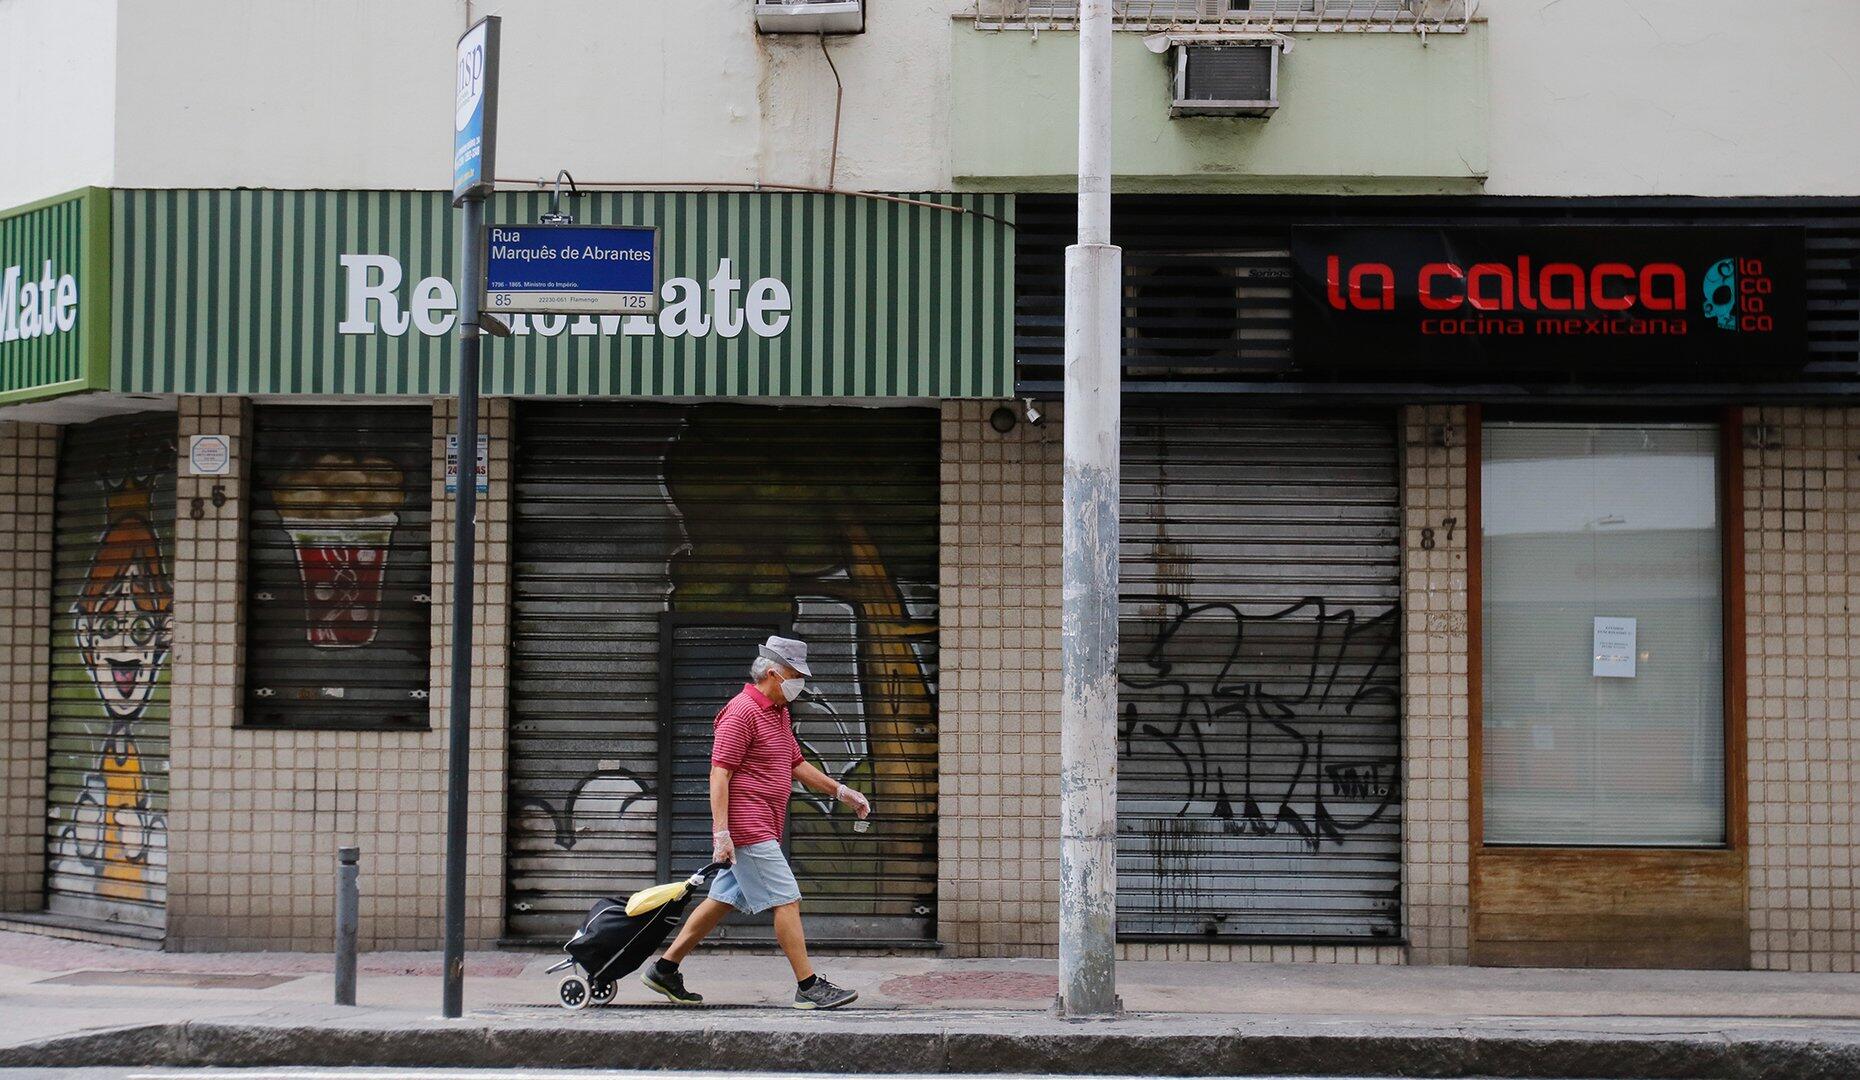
xmin=1593 ymin=616 xmax=1637 ymax=678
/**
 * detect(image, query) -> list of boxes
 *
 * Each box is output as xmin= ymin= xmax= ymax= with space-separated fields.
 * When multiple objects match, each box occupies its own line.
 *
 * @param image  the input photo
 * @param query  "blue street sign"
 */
xmin=482 ymin=224 xmax=660 ymax=315
xmin=452 ymin=17 xmax=500 ymax=205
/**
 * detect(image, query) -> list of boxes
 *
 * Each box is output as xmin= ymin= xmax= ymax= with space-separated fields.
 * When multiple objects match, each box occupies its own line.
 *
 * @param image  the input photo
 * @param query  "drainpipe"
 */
xmin=1058 ymin=0 xmax=1121 ymax=1020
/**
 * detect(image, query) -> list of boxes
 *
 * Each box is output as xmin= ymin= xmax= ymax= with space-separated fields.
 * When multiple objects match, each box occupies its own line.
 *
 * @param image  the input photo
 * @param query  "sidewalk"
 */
xmin=2 ymin=927 xmax=1858 ymax=1077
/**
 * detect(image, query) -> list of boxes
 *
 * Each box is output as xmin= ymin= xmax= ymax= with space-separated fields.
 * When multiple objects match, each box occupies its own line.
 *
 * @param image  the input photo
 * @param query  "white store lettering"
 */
xmin=0 ymin=260 xmax=80 ymax=343
xmin=337 ymin=253 xmax=792 ymax=340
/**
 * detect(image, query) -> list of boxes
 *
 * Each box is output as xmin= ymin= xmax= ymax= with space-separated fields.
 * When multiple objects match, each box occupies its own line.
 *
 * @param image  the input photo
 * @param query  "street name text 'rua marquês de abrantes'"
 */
xmin=487 ymin=227 xmax=653 ymax=264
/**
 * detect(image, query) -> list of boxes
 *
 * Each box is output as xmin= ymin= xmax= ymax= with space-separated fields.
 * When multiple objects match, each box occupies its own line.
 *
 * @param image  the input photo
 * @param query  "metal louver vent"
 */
xmin=1173 ymin=44 xmax=1281 ymax=117
xmin=755 ymin=0 xmax=866 ymax=34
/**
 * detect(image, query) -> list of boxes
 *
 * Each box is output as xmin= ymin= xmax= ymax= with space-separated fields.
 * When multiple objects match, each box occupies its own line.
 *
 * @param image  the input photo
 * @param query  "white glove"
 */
xmin=712 ymin=828 xmax=735 ymax=864
xmin=834 ymin=784 xmax=871 ymax=819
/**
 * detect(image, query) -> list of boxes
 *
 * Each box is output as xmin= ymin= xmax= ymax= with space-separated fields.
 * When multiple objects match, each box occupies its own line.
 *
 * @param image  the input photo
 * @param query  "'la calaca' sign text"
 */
xmin=1290 ymin=224 xmax=1806 ymax=381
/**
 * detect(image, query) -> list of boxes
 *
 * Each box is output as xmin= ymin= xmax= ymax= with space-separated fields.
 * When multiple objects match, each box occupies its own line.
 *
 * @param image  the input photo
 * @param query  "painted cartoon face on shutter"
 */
xmin=74 ymin=484 xmax=174 ymax=722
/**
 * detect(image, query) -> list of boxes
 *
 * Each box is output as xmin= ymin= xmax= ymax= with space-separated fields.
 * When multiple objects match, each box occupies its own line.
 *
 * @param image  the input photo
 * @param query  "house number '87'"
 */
xmin=1419 ymin=517 xmax=1458 ymax=550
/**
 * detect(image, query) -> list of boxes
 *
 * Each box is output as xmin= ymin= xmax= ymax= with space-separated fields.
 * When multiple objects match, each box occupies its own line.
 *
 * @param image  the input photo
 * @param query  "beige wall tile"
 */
xmin=1400 ymin=405 xmax=1472 ymax=965
xmin=0 ymin=422 xmax=57 ymax=912
xmin=937 ymin=401 xmax=1063 ymax=957
xmin=1745 ymin=406 xmax=1860 ymax=973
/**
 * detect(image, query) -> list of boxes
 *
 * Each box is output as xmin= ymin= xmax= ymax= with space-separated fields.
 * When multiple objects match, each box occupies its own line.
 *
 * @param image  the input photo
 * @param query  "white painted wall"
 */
xmin=110 ymin=0 xmax=456 ymax=193
xmin=105 ymin=0 xmax=955 ymax=195
xmin=3 ymin=0 xmax=1858 ymax=205
xmin=1482 ymin=0 xmax=1860 ymax=195
xmin=0 ymin=0 xmax=117 ymax=210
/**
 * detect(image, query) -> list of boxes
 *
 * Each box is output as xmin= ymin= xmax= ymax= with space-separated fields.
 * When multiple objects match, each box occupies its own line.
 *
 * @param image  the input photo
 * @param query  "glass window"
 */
xmin=1481 ymin=422 xmax=1724 ymax=846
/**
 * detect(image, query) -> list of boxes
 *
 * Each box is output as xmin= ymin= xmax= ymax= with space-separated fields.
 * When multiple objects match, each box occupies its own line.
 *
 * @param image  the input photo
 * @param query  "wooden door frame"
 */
xmin=1466 ymin=405 xmax=1750 ymax=967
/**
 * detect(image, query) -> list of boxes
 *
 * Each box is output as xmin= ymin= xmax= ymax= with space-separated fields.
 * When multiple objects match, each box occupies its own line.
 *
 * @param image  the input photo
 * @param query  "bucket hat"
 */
xmin=757 ymin=635 xmax=812 ymax=677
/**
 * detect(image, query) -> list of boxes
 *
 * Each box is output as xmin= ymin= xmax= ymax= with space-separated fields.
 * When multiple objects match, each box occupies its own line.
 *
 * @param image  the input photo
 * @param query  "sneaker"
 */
xmin=641 ymin=965 xmax=704 ymax=1005
xmin=794 ymin=976 xmax=858 ymax=1010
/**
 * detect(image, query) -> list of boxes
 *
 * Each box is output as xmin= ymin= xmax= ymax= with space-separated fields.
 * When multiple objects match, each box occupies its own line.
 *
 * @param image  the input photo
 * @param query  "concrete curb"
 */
xmin=4 ymin=1018 xmax=1860 ymax=1078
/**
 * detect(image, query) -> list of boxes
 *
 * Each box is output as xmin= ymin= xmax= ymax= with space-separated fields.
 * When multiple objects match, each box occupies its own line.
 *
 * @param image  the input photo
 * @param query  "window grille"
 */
xmin=968 ymin=0 xmax=1478 ymax=33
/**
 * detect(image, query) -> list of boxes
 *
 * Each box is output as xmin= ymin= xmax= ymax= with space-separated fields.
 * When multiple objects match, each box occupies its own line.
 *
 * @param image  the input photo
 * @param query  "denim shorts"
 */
xmin=708 ymin=840 xmax=802 ymax=915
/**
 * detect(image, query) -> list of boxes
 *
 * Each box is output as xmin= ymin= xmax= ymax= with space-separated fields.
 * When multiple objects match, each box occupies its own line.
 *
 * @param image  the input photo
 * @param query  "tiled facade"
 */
xmin=0 ymin=397 xmax=1852 ymax=971
xmin=1400 ymin=405 xmax=1474 ymax=965
xmin=1744 ymin=406 xmax=1860 ymax=973
xmin=0 ymin=423 xmax=56 ymax=912
xmin=936 ymin=400 xmax=1064 ymax=957
xmin=165 ymin=397 xmax=254 ymax=948
xmin=164 ymin=397 xmax=509 ymax=951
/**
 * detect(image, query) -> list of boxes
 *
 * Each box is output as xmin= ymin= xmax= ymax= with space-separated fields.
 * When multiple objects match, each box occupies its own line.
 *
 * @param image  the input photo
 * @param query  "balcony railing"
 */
xmin=967 ymin=0 xmax=1479 ymax=33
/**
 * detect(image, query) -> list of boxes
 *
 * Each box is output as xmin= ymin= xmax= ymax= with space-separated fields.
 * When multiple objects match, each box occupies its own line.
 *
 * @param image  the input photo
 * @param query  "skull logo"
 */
xmin=1702 ymin=258 xmax=1738 ymax=330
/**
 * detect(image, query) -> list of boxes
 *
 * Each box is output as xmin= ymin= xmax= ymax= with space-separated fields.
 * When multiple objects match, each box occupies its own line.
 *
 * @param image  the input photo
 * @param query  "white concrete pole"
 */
xmin=1058 ymin=0 xmax=1120 ymax=1020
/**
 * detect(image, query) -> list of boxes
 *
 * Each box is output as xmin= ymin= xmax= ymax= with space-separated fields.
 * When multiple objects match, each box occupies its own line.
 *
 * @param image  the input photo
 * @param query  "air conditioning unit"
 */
xmin=1171 ymin=42 xmax=1281 ymax=117
xmin=754 ymin=0 xmax=866 ymax=34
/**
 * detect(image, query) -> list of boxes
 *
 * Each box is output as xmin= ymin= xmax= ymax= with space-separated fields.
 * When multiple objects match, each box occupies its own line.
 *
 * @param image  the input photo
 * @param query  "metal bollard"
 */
xmin=335 ymin=846 xmax=359 ymax=1006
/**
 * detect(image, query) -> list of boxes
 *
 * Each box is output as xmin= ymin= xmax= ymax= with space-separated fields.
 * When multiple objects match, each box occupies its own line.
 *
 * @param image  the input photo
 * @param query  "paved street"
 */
xmin=0 ymin=1073 xmax=1430 ymax=1080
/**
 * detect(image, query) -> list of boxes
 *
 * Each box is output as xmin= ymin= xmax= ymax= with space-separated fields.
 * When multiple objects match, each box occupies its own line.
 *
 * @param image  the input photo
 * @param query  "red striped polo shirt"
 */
xmin=710 ymin=682 xmax=805 ymax=847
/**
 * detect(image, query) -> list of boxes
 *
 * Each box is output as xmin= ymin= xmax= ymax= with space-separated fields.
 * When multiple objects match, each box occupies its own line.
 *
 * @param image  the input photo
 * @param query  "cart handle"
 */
xmin=687 ymin=861 xmax=728 ymax=885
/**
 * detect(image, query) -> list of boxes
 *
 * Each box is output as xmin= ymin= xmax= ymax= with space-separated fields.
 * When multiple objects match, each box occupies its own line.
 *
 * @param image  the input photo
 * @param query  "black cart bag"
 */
xmin=547 ymin=861 xmax=724 ymax=1008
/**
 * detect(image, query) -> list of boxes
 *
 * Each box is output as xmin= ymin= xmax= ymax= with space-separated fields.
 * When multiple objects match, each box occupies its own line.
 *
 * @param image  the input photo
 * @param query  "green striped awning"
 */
xmin=111 ymin=189 xmax=1013 ymax=398
xmin=0 ymin=189 xmax=110 ymax=404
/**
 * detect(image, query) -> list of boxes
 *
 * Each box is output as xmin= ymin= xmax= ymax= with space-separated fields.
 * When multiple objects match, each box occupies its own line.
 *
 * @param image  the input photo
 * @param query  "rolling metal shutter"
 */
xmin=45 ymin=413 xmax=177 ymax=932
xmin=245 ymin=406 xmax=432 ymax=729
xmin=1119 ymin=404 xmax=1403 ymax=941
xmin=508 ymin=403 xmax=939 ymax=944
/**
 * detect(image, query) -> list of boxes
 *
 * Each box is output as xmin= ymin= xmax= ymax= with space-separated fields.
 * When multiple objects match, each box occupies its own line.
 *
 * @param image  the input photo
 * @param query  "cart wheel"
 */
xmin=559 ymin=974 xmax=592 ymax=1010
xmin=589 ymin=977 xmax=617 ymax=1005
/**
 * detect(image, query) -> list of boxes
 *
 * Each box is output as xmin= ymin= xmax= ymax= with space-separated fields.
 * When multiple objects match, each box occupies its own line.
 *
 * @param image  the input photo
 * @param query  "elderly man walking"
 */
xmin=642 ymin=635 xmax=871 ymax=1009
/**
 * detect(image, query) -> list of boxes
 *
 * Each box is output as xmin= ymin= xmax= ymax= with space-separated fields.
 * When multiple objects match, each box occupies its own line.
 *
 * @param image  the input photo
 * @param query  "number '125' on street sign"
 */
xmin=481 ymin=224 xmax=660 ymax=316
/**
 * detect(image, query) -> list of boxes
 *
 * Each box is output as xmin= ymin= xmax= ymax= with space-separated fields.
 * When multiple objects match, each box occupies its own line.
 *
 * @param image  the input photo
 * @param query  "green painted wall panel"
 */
xmin=110 ymin=190 xmax=1014 ymax=399
xmin=951 ymin=29 xmax=1488 ymax=192
xmin=0 ymin=189 xmax=110 ymax=403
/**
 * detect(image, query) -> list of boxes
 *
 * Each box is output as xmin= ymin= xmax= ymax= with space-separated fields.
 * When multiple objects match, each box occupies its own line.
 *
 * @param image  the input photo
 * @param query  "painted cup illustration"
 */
xmin=275 ymin=453 xmax=407 ymax=648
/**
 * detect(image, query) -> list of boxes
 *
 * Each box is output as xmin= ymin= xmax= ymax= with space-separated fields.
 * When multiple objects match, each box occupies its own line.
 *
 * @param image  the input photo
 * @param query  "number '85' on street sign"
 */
xmin=481 ymin=224 xmax=660 ymax=316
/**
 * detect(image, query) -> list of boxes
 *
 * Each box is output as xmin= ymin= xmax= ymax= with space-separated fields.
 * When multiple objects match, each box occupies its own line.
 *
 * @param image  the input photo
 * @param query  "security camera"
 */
xmin=1023 ymin=398 xmax=1044 ymax=426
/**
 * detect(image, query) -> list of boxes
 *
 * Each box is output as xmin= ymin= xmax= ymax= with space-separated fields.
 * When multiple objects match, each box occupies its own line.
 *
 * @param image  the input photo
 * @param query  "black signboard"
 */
xmin=1291 ymin=225 xmax=1807 ymax=381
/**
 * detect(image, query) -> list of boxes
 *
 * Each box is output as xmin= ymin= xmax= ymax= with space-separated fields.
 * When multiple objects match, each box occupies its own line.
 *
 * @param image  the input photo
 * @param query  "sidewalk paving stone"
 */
xmin=2 ymin=929 xmax=1858 ymax=1077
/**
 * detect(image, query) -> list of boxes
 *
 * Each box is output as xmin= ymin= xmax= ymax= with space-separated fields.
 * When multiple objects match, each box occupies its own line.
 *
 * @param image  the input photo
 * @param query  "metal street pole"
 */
xmin=442 ymin=191 xmax=482 ymax=1020
xmin=1058 ymin=0 xmax=1120 ymax=1019
xmin=443 ymin=13 xmax=496 ymax=1021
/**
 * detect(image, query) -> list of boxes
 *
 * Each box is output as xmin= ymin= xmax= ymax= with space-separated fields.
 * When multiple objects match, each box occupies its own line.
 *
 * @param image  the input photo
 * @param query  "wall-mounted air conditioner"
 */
xmin=755 ymin=0 xmax=866 ymax=34
xmin=1171 ymin=42 xmax=1282 ymax=117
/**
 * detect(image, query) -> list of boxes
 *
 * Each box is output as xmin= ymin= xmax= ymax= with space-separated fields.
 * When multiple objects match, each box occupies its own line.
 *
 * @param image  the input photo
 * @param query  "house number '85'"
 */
xmin=189 ymin=484 xmax=228 ymax=520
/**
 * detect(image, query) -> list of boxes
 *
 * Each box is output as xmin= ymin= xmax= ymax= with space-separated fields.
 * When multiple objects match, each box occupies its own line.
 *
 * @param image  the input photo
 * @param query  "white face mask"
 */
xmin=778 ymin=674 xmax=806 ymax=702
